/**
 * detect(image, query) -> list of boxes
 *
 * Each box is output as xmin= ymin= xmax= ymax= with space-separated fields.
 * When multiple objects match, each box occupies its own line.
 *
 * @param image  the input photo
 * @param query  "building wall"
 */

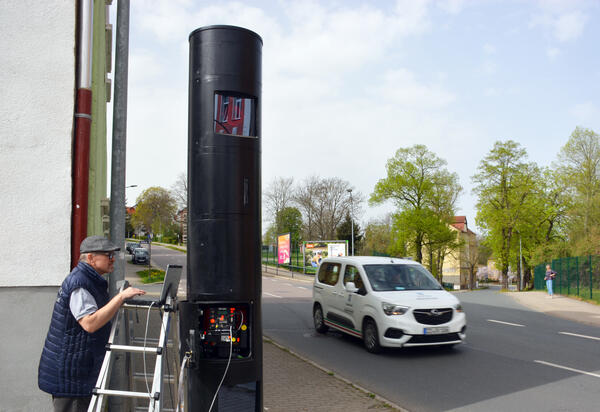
xmin=441 ymin=227 xmax=477 ymax=287
xmin=0 ymin=288 xmax=57 ymax=409
xmin=0 ymin=0 xmax=76 ymax=287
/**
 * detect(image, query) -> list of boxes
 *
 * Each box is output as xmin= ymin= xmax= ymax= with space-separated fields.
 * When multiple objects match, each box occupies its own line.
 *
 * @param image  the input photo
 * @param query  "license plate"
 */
xmin=423 ymin=327 xmax=449 ymax=335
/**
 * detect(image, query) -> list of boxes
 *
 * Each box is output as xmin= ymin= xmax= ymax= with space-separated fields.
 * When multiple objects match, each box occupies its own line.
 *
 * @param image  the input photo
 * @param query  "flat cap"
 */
xmin=80 ymin=235 xmax=120 ymax=253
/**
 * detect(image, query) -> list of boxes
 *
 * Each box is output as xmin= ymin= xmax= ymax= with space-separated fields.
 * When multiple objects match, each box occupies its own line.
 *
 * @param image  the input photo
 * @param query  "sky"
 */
xmin=109 ymin=0 xmax=600 ymax=234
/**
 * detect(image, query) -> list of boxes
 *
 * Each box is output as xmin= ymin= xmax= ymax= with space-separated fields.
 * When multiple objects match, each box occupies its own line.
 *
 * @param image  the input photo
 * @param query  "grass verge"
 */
xmin=136 ymin=268 xmax=166 ymax=284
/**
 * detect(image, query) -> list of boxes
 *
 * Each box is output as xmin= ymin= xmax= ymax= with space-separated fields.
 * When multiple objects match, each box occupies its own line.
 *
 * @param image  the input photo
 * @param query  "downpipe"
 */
xmin=71 ymin=0 xmax=94 ymax=268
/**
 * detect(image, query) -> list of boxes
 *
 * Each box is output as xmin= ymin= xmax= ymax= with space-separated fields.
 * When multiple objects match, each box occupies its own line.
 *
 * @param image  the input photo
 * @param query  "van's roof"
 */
xmin=320 ymin=256 xmax=419 ymax=265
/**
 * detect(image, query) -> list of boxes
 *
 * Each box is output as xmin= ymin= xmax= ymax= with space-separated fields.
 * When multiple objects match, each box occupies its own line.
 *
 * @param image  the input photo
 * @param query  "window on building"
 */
xmin=233 ymin=98 xmax=242 ymax=120
xmin=220 ymin=97 xmax=229 ymax=122
xmin=213 ymin=92 xmax=257 ymax=137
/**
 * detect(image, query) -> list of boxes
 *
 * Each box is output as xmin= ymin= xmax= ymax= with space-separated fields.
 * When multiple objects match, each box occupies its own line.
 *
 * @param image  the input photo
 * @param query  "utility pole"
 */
xmin=347 ymin=189 xmax=354 ymax=256
xmin=109 ymin=1 xmax=130 ymax=410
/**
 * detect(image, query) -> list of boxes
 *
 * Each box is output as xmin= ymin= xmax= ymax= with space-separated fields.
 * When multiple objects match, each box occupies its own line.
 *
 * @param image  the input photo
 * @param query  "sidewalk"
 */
xmin=505 ymin=290 xmax=600 ymax=328
xmin=125 ymin=259 xmax=404 ymax=411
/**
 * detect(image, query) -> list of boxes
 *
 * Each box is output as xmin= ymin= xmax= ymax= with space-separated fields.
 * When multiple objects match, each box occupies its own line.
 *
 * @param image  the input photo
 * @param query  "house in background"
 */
xmin=442 ymin=216 xmax=477 ymax=288
xmin=0 ymin=1 xmax=114 ymax=409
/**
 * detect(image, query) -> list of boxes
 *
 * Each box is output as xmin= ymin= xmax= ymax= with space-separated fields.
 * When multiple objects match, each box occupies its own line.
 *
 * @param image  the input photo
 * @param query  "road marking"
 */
xmin=534 ymin=360 xmax=600 ymax=379
xmin=559 ymin=332 xmax=600 ymax=341
xmin=263 ymin=292 xmax=282 ymax=298
xmin=284 ymin=283 xmax=293 ymax=286
xmin=297 ymin=286 xmax=308 ymax=290
xmin=270 ymin=278 xmax=278 ymax=282
xmin=487 ymin=319 xmax=525 ymax=327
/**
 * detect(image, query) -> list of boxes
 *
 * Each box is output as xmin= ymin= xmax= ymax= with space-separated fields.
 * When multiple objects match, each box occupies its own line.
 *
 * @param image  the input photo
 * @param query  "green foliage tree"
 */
xmin=370 ymin=145 xmax=462 ymax=264
xmin=131 ymin=187 xmax=177 ymax=239
xmin=472 ymin=141 xmax=540 ymax=289
xmin=262 ymin=224 xmax=277 ymax=246
xmin=336 ymin=212 xmax=363 ymax=255
xmin=556 ymin=127 xmax=600 ymax=254
xmin=275 ymin=206 xmax=303 ymax=246
xmin=362 ymin=216 xmax=393 ymax=256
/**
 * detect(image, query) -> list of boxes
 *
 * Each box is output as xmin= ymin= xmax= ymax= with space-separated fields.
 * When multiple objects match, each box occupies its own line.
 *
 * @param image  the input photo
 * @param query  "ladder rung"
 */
xmin=109 ymin=344 xmax=160 ymax=354
xmin=130 ymin=338 xmax=175 ymax=348
xmin=93 ymin=388 xmax=159 ymax=400
xmin=133 ymin=372 xmax=175 ymax=383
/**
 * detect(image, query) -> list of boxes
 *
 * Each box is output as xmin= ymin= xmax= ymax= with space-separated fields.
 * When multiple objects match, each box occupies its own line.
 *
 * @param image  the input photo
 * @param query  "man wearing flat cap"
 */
xmin=38 ymin=236 xmax=145 ymax=412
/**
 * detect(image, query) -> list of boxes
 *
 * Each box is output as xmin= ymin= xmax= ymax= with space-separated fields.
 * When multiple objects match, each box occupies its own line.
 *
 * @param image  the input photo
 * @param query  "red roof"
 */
xmin=451 ymin=216 xmax=467 ymax=232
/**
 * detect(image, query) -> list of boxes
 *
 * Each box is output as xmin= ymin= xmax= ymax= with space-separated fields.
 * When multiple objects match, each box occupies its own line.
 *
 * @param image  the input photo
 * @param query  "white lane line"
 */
xmin=534 ymin=360 xmax=600 ymax=379
xmin=270 ymin=278 xmax=278 ymax=282
xmin=487 ymin=319 xmax=525 ymax=327
xmin=263 ymin=292 xmax=282 ymax=298
xmin=297 ymin=286 xmax=308 ymax=290
xmin=559 ymin=332 xmax=600 ymax=341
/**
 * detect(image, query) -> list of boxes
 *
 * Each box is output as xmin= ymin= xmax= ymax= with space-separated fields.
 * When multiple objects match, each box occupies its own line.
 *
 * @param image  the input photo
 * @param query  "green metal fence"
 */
xmin=261 ymin=244 xmax=318 ymax=275
xmin=534 ymin=255 xmax=600 ymax=304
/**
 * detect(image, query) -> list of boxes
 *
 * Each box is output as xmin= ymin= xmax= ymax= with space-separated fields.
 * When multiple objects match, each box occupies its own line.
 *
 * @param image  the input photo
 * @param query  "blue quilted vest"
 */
xmin=38 ymin=262 xmax=111 ymax=396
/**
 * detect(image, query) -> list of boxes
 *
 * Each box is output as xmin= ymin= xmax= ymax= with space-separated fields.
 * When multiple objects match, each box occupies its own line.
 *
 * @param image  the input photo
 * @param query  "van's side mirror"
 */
xmin=345 ymin=282 xmax=359 ymax=293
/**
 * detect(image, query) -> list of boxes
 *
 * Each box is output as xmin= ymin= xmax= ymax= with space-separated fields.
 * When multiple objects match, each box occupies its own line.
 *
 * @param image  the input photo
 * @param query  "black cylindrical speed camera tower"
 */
xmin=179 ymin=25 xmax=262 ymax=411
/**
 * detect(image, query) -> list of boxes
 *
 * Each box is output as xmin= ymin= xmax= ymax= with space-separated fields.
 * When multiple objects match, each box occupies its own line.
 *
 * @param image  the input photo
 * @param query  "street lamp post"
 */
xmin=125 ymin=185 xmax=137 ymax=238
xmin=519 ymin=234 xmax=523 ymax=291
xmin=347 ymin=189 xmax=354 ymax=256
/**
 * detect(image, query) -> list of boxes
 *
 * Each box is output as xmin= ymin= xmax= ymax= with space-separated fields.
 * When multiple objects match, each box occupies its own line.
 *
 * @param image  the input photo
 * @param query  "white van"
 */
xmin=312 ymin=256 xmax=466 ymax=353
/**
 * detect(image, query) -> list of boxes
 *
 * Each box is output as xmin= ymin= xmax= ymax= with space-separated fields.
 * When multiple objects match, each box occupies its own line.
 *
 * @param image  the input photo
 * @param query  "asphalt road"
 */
xmin=131 ymin=243 xmax=187 ymax=272
xmin=262 ymin=276 xmax=600 ymax=412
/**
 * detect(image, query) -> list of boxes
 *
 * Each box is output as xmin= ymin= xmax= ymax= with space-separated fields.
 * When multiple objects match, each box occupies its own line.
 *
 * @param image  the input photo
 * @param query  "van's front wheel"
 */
xmin=363 ymin=319 xmax=382 ymax=354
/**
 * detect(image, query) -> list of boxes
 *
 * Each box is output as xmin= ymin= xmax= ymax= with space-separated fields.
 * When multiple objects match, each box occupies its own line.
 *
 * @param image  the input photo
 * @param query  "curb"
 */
xmin=263 ymin=336 xmax=409 ymax=412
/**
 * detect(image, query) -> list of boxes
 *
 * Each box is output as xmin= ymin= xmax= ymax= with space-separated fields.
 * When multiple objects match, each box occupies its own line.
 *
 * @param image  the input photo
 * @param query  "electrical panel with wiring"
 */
xmin=197 ymin=304 xmax=251 ymax=359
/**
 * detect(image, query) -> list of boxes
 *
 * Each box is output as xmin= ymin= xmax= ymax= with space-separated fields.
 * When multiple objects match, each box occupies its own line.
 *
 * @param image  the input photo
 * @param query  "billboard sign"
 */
xmin=303 ymin=240 xmax=347 ymax=267
xmin=278 ymin=233 xmax=291 ymax=265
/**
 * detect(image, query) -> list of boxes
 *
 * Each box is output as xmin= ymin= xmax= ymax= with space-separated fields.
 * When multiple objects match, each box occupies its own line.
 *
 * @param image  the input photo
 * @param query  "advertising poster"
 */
xmin=278 ymin=233 xmax=291 ymax=265
xmin=328 ymin=242 xmax=346 ymax=258
xmin=304 ymin=241 xmax=347 ymax=267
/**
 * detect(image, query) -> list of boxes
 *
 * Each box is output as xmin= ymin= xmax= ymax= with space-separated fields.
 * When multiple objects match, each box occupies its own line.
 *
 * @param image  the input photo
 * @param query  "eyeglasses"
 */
xmin=96 ymin=252 xmax=115 ymax=259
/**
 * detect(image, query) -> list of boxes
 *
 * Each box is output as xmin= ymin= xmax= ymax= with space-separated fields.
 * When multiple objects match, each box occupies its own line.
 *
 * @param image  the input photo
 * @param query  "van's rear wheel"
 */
xmin=313 ymin=304 xmax=328 ymax=333
xmin=363 ymin=319 xmax=382 ymax=353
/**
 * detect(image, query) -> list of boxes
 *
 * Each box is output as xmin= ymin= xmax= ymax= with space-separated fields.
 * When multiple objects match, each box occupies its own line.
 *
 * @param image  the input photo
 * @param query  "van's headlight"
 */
xmin=455 ymin=304 xmax=464 ymax=313
xmin=382 ymin=302 xmax=409 ymax=316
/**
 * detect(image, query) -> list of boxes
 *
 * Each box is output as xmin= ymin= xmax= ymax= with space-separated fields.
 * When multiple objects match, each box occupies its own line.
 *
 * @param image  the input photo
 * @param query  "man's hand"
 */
xmin=119 ymin=286 xmax=146 ymax=301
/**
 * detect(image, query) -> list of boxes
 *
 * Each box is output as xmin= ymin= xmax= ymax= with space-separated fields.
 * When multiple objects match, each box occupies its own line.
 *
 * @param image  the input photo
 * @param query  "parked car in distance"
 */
xmin=126 ymin=242 xmax=141 ymax=254
xmin=132 ymin=247 xmax=149 ymax=264
xmin=312 ymin=256 xmax=466 ymax=353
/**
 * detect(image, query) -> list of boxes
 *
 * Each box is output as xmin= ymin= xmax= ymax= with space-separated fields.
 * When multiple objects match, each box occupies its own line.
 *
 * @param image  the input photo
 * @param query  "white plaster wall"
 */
xmin=0 ymin=1 xmax=76 ymax=286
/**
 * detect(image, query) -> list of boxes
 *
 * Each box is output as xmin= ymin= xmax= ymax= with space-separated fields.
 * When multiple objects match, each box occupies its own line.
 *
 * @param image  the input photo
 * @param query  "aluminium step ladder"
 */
xmin=88 ymin=283 xmax=177 ymax=412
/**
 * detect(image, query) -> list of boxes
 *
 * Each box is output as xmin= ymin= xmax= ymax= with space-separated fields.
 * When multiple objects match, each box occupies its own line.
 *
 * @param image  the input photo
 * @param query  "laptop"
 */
xmin=125 ymin=264 xmax=183 ymax=306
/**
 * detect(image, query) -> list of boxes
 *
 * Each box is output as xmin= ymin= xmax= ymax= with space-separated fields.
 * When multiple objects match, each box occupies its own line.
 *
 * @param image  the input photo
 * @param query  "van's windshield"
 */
xmin=363 ymin=264 xmax=442 ymax=291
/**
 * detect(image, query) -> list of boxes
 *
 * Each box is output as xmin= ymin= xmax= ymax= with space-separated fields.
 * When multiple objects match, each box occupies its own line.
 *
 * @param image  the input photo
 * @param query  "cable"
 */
xmin=142 ymin=301 xmax=155 ymax=396
xmin=160 ymin=307 xmax=176 ymax=412
xmin=236 ymin=310 xmax=244 ymax=331
xmin=176 ymin=353 xmax=191 ymax=412
xmin=208 ymin=326 xmax=233 ymax=412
